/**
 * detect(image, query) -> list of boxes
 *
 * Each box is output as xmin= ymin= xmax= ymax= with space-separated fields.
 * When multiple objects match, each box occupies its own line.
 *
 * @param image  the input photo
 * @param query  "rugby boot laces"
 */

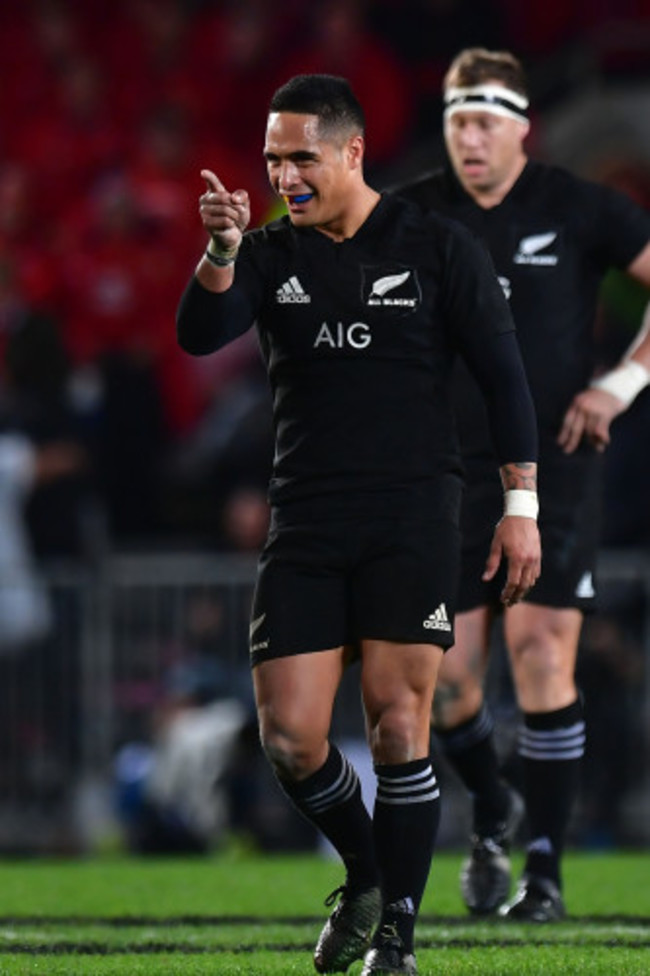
xmin=360 ymin=923 xmax=417 ymax=975
xmin=460 ymin=786 xmax=524 ymax=915
xmin=499 ymin=872 xmax=566 ymax=922
xmin=313 ymin=884 xmax=381 ymax=973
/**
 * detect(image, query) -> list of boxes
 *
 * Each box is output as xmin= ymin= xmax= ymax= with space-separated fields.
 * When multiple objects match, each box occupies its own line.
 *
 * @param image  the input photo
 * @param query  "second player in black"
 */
xmin=397 ymin=47 xmax=650 ymax=923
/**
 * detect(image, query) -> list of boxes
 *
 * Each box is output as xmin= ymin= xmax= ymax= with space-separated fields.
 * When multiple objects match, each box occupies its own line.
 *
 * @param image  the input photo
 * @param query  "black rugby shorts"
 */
xmin=249 ymin=516 xmax=461 ymax=666
xmin=458 ymin=447 xmax=603 ymax=613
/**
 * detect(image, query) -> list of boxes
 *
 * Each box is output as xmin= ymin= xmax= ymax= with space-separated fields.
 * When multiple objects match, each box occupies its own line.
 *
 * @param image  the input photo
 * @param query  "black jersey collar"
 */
xmin=297 ymin=193 xmax=394 ymax=247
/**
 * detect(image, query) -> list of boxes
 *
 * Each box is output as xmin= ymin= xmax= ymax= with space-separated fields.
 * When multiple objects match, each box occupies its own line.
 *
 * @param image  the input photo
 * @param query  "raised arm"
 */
xmin=176 ymin=170 xmax=256 ymax=356
xmin=195 ymin=169 xmax=250 ymax=293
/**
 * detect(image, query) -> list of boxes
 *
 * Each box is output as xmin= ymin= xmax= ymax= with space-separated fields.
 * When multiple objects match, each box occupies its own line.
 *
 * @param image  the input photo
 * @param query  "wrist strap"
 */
xmin=205 ymin=248 xmax=236 ymax=267
xmin=206 ymin=237 xmax=239 ymax=267
xmin=590 ymin=359 xmax=650 ymax=407
xmin=504 ymin=489 xmax=539 ymax=520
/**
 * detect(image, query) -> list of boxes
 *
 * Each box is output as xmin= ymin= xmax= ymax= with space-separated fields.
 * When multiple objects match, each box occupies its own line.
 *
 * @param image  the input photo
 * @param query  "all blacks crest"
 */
xmin=362 ymin=265 xmax=421 ymax=314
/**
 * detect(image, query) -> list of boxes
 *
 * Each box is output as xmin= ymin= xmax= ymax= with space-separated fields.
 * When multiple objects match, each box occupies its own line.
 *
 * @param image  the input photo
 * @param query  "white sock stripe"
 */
xmin=519 ymin=730 xmax=586 ymax=747
xmin=376 ymin=779 xmax=437 ymax=797
xmin=308 ymin=774 xmax=358 ymax=813
xmin=376 ymin=767 xmax=438 ymax=805
xmin=474 ymin=707 xmax=494 ymax=737
xmin=520 ymin=721 xmax=585 ymax=743
xmin=304 ymin=757 xmax=358 ymax=813
xmin=518 ymin=724 xmax=586 ymax=759
xmin=376 ymin=766 xmax=435 ymax=787
xmin=377 ymin=774 xmax=437 ymax=793
xmin=376 ymin=786 xmax=441 ymax=805
xmin=377 ymin=780 xmax=437 ymax=797
xmin=518 ymin=746 xmax=585 ymax=761
xmin=519 ymin=735 xmax=587 ymax=752
xmin=442 ymin=706 xmax=493 ymax=753
xmin=519 ymin=731 xmax=586 ymax=744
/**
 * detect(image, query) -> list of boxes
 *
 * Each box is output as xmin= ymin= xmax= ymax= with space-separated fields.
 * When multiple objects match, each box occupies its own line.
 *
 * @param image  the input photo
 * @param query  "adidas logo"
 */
xmin=423 ymin=603 xmax=452 ymax=632
xmin=276 ymin=276 xmax=311 ymax=304
xmin=513 ymin=231 xmax=559 ymax=266
xmin=575 ymin=571 xmax=595 ymax=599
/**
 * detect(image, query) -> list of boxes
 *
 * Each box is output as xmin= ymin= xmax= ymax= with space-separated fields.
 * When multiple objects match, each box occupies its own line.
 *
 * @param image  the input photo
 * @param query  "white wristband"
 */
xmin=504 ymin=489 xmax=539 ymax=520
xmin=590 ymin=360 xmax=650 ymax=408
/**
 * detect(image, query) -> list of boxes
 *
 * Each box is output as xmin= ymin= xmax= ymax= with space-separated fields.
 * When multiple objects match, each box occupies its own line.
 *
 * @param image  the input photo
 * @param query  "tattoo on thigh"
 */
xmin=432 ymin=682 xmax=462 ymax=726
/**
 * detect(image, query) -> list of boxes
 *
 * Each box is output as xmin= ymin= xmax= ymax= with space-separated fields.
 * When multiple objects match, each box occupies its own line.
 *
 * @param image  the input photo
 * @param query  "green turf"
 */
xmin=0 ymin=851 xmax=647 ymax=974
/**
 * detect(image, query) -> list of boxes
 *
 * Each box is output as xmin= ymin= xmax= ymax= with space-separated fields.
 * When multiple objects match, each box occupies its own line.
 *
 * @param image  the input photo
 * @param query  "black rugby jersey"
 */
xmin=399 ymin=161 xmax=650 ymax=455
xmin=177 ymin=193 xmax=537 ymax=518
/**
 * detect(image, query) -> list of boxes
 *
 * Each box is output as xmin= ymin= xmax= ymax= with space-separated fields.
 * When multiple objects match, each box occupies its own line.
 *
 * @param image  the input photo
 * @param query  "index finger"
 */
xmin=558 ymin=409 xmax=585 ymax=454
xmin=201 ymin=168 xmax=226 ymax=194
xmin=557 ymin=404 xmax=577 ymax=446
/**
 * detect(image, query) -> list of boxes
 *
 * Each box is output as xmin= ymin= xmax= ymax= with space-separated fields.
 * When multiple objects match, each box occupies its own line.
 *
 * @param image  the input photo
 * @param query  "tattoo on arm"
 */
xmin=500 ymin=461 xmax=537 ymax=492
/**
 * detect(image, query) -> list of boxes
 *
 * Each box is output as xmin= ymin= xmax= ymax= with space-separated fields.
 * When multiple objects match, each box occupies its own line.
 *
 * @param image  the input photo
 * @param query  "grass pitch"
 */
xmin=0 ymin=850 xmax=648 ymax=974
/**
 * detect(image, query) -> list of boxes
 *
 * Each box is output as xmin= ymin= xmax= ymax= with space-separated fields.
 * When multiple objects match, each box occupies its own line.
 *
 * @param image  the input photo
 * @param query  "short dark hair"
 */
xmin=269 ymin=74 xmax=365 ymax=141
xmin=444 ymin=48 xmax=528 ymax=99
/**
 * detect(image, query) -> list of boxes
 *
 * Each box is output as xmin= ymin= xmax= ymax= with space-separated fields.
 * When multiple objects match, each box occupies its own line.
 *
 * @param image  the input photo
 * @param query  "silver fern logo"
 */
xmin=363 ymin=265 xmax=420 ymax=310
xmin=370 ymin=271 xmax=411 ymax=297
xmin=514 ymin=231 xmax=559 ymax=266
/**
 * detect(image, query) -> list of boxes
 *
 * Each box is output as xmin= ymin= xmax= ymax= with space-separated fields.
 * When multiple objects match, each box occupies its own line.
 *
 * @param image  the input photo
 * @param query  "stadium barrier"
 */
xmin=0 ymin=549 xmax=647 ymax=853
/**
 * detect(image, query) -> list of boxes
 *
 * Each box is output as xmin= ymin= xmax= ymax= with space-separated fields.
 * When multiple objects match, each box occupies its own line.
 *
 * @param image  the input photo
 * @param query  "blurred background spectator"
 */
xmin=0 ymin=0 xmax=648 ymax=551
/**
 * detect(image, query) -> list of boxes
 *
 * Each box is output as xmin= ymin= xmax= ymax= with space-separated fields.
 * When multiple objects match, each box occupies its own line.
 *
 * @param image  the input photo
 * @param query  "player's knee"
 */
xmin=432 ymin=678 xmax=484 ymax=730
xmin=367 ymin=704 xmax=428 ymax=764
xmin=257 ymin=713 xmax=324 ymax=780
xmin=513 ymin=632 xmax=569 ymax=684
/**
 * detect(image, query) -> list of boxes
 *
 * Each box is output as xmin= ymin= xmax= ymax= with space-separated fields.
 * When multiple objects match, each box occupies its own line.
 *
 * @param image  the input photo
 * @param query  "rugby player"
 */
xmin=398 ymin=47 xmax=650 ymax=922
xmin=177 ymin=73 xmax=540 ymax=974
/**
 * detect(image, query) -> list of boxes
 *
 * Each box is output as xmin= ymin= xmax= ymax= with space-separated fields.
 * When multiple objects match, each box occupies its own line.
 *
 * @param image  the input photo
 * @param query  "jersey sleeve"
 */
xmin=461 ymin=331 xmax=539 ymax=464
xmin=176 ymin=234 xmax=267 ymax=356
xmin=440 ymin=221 xmax=538 ymax=464
xmin=587 ymin=181 xmax=650 ymax=270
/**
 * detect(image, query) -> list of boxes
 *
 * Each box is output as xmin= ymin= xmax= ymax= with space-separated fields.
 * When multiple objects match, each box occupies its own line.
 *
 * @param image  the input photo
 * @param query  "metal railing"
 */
xmin=0 ymin=548 xmax=648 ymax=852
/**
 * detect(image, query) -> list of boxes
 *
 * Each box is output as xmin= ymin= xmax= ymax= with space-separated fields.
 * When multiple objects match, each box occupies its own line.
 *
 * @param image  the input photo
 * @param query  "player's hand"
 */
xmin=483 ymin=516 xmax=541 ymax=607
xmin=199 ymin=168 xmax=250 ymax=254
xmin=557 ymin=387 xmax=624 ymax=454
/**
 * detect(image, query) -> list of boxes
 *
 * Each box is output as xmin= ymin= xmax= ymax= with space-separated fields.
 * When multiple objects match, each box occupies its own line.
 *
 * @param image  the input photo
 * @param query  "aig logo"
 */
xmin=314 ymin=321 xmax=371 ymax=349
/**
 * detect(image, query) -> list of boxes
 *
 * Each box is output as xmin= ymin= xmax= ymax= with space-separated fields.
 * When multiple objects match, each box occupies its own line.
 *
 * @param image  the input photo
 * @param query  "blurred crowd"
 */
xmin=2 ymin=0 xmax=648 ymax=556
xmin=0 ymin=0 xmax=649 ymax=854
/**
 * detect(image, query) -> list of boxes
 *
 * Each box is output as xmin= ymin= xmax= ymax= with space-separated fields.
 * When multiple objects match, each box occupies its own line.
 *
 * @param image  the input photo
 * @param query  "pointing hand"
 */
xmin=199 ymin=168 xmax=250 ymax=255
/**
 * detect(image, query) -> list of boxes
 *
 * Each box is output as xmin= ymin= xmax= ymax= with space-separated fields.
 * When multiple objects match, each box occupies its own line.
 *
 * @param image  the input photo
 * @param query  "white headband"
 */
xmin=444 ymin=84 xmax=529 ymax=123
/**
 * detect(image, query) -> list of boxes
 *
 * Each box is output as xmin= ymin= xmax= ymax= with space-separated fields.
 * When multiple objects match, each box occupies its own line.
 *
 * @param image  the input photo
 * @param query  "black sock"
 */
xmin=519 ymin=699 xmax=585 ymax=888
xmin=436 ymin=704 xmax=509 ymax=834
xmin=372 ymin=758 xmax=440 ymax=954
xmin=277 ymin=743 xmax=377 ymax=891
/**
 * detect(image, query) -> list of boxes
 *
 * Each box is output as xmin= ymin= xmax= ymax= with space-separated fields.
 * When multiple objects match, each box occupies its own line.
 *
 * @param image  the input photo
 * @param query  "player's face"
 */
xmin=264 ymin=111 xmax=361 ymax=230
xmin=444 ymin=107 xmax=529 ymax=198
